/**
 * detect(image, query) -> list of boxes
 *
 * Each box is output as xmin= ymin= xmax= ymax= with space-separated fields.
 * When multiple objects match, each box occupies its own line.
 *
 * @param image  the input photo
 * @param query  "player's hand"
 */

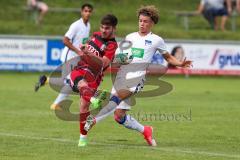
xmin=80 ymin=45 xmax=92 ymax=55
xmin=180 ymin=58 xmax=193 ymax=68
xmin=80 ymin=44 xmax=86 ymax=51
xmin=80 ymin=44 xmax=88 ymax=54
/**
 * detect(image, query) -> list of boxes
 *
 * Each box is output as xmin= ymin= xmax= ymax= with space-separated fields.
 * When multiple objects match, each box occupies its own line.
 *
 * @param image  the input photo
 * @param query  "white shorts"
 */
xmin=111 ymin=68 xmax=145 ymax=110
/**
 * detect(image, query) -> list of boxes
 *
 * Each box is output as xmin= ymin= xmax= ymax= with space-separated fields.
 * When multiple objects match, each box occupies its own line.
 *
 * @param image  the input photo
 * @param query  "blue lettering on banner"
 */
xmin=47 ymin=40 xmax=64 ymax=66
xmin=218 ymin=53 xmax=240 ymax=69
xmin=0 ymin=63 xmax=57 ymax=71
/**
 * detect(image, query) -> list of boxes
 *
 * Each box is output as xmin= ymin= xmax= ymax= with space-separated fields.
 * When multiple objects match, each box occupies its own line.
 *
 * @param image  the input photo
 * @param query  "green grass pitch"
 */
xmin=0 ymin=72 xmax=239 ymax=160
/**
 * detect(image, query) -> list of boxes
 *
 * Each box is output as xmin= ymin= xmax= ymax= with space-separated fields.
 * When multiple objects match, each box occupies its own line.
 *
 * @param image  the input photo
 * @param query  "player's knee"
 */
xmin=77 ymin=80 xmax=88 ymax=90
xmin=80 ymin=87 xmax=95 ymax=102
xmin=79 ymin=84 xmax=95 ymax=102
xmin=114 ymin=114 xmax=126 ymax=124
xmin=116 ymin=89 xmax=132 ymax=100
xmin=114 ymin=109 xmax=126 ymax=124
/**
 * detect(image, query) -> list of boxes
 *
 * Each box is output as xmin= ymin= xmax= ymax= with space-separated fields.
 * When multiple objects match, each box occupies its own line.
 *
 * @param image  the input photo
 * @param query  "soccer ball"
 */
xmin=114 ymin=40 xmax=133 ymax=64
xmin=115 ymin=48 xmax=133 ymax=64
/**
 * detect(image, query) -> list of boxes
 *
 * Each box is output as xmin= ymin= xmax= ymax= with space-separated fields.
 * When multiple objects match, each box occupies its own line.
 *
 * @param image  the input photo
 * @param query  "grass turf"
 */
xmin=0 ymin=72 xmax=239 ymax=160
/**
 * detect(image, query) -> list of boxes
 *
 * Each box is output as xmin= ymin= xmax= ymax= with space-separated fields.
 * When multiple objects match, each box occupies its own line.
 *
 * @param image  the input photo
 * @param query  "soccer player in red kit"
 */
xmin=70 ymin=14 xmax=118 ymax=147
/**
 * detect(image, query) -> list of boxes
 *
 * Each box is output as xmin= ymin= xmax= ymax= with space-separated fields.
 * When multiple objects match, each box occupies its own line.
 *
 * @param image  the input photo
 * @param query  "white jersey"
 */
xmin=60 ymin=18 xmax=90 ymax=62
xmin=119 ymin=32 xmax=167 ymax=79
xmin=113 ymin=32 xmax=168 ymax=110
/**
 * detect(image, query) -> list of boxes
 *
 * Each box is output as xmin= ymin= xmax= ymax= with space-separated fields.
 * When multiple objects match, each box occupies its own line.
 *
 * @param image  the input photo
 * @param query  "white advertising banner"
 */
xmin=0 ymin=39 xmax=47 ymax=64
xmin=0 ymin=36 xmax=239 ymax=75
xmin=166 ymin=42 xmax=240 ymax=72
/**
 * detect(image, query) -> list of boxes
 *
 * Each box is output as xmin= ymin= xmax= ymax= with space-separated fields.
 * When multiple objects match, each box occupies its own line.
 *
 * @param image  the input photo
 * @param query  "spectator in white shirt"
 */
xmin=197 ymin=0 xmax=232 ymax=31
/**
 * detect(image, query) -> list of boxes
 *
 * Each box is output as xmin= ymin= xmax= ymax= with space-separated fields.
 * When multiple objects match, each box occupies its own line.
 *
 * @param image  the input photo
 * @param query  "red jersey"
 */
xmin=76 ymin=31 xmax=117 ymax=81
xmin=86 ymin=32 xmax=117 ymax=61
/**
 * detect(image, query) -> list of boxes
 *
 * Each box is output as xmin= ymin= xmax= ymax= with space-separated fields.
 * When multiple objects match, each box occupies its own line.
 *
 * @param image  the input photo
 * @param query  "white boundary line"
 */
xmin=0 ymin=132 xmax=239 ymax=159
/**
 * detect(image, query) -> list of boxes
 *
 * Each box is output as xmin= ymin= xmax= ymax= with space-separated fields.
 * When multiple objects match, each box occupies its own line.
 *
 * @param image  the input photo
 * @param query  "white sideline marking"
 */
xmin=0 ymin=132 xmax=239 ymax=159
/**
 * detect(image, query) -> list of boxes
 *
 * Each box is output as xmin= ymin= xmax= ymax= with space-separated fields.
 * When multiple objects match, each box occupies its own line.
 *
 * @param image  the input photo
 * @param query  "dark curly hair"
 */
xmin=137 ymin=5 xmax=159 ymax=24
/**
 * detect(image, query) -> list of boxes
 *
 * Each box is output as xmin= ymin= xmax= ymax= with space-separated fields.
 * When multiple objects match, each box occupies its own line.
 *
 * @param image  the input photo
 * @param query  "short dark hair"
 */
xmin=81 ymin=3 xmax=93 ymax=10
xmin=137 ymin=5 xmax=159 ymax=24
xmin=101 ymin=14 xmax=118 ymax=27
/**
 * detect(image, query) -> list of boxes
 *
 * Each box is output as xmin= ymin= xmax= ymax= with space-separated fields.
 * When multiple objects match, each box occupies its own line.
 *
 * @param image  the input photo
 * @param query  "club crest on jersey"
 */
xmin=100 ymin=44 xmax=106 ymax=51
xmin=145 ymin=40 xmax=152 ymax=46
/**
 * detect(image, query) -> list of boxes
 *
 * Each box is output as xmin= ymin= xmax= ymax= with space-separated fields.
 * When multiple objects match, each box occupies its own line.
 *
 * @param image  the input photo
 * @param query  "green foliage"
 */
xmin=0 ymin=1 xmax=240 ymax=39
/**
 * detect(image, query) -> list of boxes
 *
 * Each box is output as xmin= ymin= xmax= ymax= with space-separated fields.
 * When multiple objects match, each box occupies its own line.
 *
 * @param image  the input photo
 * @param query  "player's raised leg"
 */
xmin=84 ymin=94 xmax=122 ymax=131
xmin=85 ymin=88 xmax=157 ymax=146
xmin=84 ymin=88 xmax=130 ymax=131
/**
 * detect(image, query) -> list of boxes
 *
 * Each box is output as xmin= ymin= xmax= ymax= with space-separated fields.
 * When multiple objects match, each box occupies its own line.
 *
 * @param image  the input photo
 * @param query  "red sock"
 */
xmin=80 ymin=112 xmax=90 ymax=135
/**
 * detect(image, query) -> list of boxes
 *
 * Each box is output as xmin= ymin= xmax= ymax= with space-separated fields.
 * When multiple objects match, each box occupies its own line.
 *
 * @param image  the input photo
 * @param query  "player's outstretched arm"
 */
xmin=63 ymin=36 xmax=82 ymax=55
xmin=163 ymin=52 xmax=192 ymax=68
xmin=82 ymin=49 xmax=111 ymax=69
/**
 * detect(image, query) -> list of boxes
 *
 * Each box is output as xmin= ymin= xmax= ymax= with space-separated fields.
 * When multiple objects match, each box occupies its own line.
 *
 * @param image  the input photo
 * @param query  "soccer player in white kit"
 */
xmin=85 ymin=5 xmax=192 ymax=146
xmin=34 ymin=3 xmax=93 ymax=110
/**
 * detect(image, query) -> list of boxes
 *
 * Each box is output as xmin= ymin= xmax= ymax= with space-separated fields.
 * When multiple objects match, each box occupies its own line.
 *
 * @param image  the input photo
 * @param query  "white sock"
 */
xmin=80 ymin=134 xmax=87 ymax=139
xmin=122 ymin=115 xmax=144 ymax=133
xmin=95 ymin=109 xmax=115 ymax=123
xmin=53 ymin=93 xmax=69 ymax=105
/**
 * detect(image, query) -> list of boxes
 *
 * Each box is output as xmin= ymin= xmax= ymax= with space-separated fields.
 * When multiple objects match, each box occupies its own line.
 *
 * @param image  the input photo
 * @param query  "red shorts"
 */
xmin=70 ymin=68 xmax=100 ymax=102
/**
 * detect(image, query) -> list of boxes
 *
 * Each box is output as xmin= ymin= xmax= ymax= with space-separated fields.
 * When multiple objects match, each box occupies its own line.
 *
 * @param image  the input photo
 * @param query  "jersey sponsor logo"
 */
xmin=100 ymin=44 xmax=106 ymax=51
xmin=86 ymin=44 xmax=100 ymax=56
xmin=131 ymin=48 xmax=144 ymax=58
xmin=210 ymin=49 xmax=240 ymax=69
xmin=145 ymin=40 xmax=152 ymax=46
xmin=82 ymin=37 xmax=89 ymax=44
